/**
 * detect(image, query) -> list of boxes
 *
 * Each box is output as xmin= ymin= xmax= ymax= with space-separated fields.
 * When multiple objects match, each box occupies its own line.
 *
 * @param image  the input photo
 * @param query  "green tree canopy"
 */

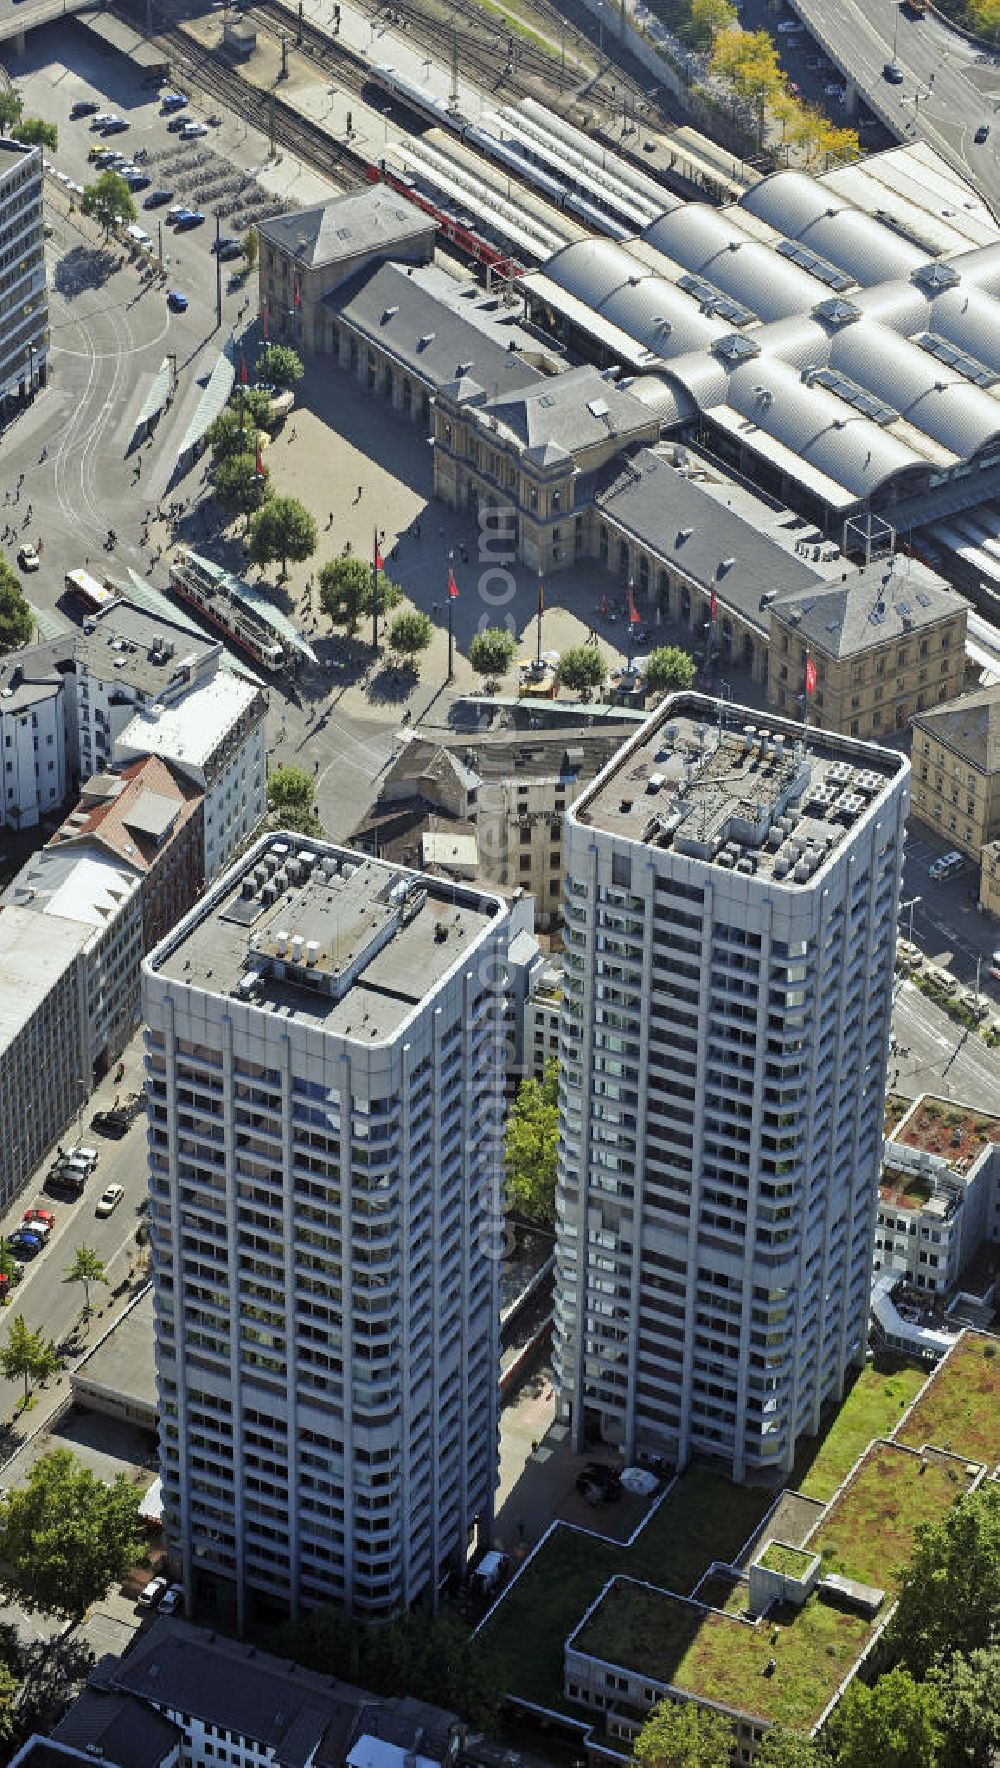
xmin=268 ymin=764 xmax=315 ymax=813
xmin=888 ymin=1481 xmax=1000 ymax=1678
xmin=214 ymin=451 xmax=269 ymax=519
xmin=0 ymin=557 xmax=33 ymax=652
xmin=0 ymin=1448 xmax=144 ymax=1623
xmin=0 ymin=91 xmax=23 ymax=136
xmin=504 ymin=1059 xmax=558 ymax=1228
xmin=644 ymin=645 xmax=697 ymax=693
xmin=240 ymin=386 xmax=273 ymax=428
xmin=248 ymin=497 xmax=317 ymax=578
xmin=0 ymin=1314 xmax=59 ymax=1404
xmin=256 ymin=344 xmax=304 ymax=387
xmin=927 ymin=1645 xmax=1000 ymax=1768
xmin=207 ymin=403 xmax=259 ymax=463
xmin=17 ymin=118 xmax=58 ymax=151
xmin=242 ymin=227 xmax=259 ymax=270
xmin=755 ymin=1727 xmax=828 ymax=1768
xmin=388 ymin=609 xmax=433 ymax=663
xmin=825 ymin=1666 xmax=943 ymax=1768
xmin=319 ymin=556 xmax=370 ymax=633
xmin=633 ymin=1697 xmax=734 ymax=1768
xmin=81 ymin=171 xmax=136 ymax=237
xmin=64 ymin=1247 xmax=108 ymax=1316
xmin=557 ymin=645 xmax=606 ymax=694
xmin=683 ymin=0 xmax=738 ymax=48
xmin=469 ymin=627 xmax=517 ymax=680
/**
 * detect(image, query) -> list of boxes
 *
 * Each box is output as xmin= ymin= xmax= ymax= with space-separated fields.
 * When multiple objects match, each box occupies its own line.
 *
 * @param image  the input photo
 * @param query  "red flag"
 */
xmin=262 ymin=300 xmax=269 ymax=341
xmin=239 ymin=353 xmax=248 ymax=386
xmin=710 ymin=588 xmax=717 ymax=621
xmin=375 ymin=543 xmax=384 ymax=571
xmin=293 ymin=278 xmax=301 ymax=309
xmin=256 ymin=440 xmax=264 ymax=477
xmin=805 ymin=656 xmax=817 ymax=696
xmin=627 ymin=585 xmax=639 ymax=625
xmin=447 ymin=566 xmax=459 ymax=600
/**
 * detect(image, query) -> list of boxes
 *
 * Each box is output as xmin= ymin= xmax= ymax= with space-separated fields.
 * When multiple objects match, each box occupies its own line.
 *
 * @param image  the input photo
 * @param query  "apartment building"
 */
xmin=554 ymin=695 xmax=909 ymax=1481
xmin=115 ymin=670 xmax=266 ymax=881
xmin=910 ymin=686 xmax=1000 ymax=862
xmin=142 ymin=836 xmax=509 ymax=1628
xmin=0 ymin=650 xmax=71 ymax=829
xmin=75 ymin=601 xmax=221 ymax=781
xmin=0 ymin=139 xmax=47 ymax=414
xmin=0 ymin=905 xmax=87 ymax=1209
xmin=874 ymin=1094 xmax=1000 ymax=1298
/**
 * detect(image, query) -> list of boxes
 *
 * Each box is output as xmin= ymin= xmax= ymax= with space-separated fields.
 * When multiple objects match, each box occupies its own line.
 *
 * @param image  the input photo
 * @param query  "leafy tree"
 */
xmin=239 ymin=386 xmax=273 ymax=427
xmin=633 ymin=1697 xmax=734 ymax=1768
xmin=388 ymin=609 xmax=433 ymax=664
xmin=709 ymin=25 xmax=782 ymax=108
xmin=644 ymin=645 xmax=696 ymax=693
xmin=256 ymin=343 xmax=304 ymax=387
xmin=469 ymin=627 xmax=517 ymax=680
xmin=207 ymin=403 xmax=259 ymax=462
xmin=0 ymin=1240 xmax=20 ymax=1291
xmin=683 ymin=0 xmax=738 ymax=48
xmin=504 ymin=1059 xmax=558 ymax=1227
xmin=0 ymin=1448 xmax=144 ymax=1624
xmin=557 ymin=645 xmax=606 ymax=694
xmin=0 ymin=1659 xmax=17 ymax=1750
xmin=755 ymin=1728 xmax=828 ymax=1768
xmin=242 ymin=226 xmax=259 ymax=271
xmin=214 ymin=451 xmax=269 ymax=519
xmin=248 ymin=496 xmax=317 ymax=578
xmin=17 ymin=118 xmax=58 ymax=151
xmin=927 ymin=1645 xmax=1000 ymax=1768
xmin=0 ymin=1314 xmax=59 ymax=1404
xmin=319 ymin=556 xmax=369 ymax=633
xmin=0 ymin=558 xmax=33 ymax=653
xmin=81 ymin=170 xmax=136 ymax=238
xmin=268 ymin=764 xmax=316 ymax=814
xmin=64 ymin=1246 xmax=108 ymax=1316
xmin=0 ymin=91 xmax=23 ymax=136
xmin=888 ymin=1480 xmax=1000 ymax=1677
xmin=825 ymin=1667 xmax=943 ymax=1768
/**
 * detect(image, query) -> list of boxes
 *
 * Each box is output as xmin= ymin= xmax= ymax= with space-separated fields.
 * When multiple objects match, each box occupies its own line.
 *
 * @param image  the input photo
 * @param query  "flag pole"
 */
xmin=372 ymin=527 xmax=379 ymax=654
xmin=536 ymin=571 xmax=544 ymax=670
xmin=448 ymin=549 xmax=455 ymax=681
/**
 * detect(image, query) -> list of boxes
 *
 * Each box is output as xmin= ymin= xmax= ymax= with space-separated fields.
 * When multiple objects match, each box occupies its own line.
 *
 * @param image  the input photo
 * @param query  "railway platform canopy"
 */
xmin=77 ymin=10 xmax=171 ymax=76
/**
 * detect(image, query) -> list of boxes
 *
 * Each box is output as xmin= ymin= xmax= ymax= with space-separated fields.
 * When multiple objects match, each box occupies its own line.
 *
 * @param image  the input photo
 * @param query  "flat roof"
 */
xmin=150 ymin=836 xmax=504 ymax=1042
xmin=78 ymin=599 xmax=219 ymax=695
xmin=5 ymin=846 xmax=141 ymax=930
xmin=571 ymin=692 xmax=905 ymax=885
xmin=0 ymin=905 xmax=87 ymax=1056
xmin=115 ymin=670 xmax=261 ymax=774
xmin=72 ymin=1288 xmax=155 ymax=1413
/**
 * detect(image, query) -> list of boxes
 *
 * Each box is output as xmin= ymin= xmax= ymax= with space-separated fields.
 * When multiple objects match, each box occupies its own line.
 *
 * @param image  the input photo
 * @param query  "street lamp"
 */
xmin=447 ymin=550 xmax=455 ymax=680
xmin=900 ymin=894 xmax=921 ymax=948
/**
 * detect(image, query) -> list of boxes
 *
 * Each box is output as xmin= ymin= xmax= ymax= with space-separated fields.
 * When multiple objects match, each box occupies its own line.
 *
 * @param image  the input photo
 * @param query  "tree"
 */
xmin=684 ymin=0 xmax=738 ymax=48
xmin=469 ymin=627 xmax=517 ymax=681
xmin=557 ymin=645 xmax=606 ymax=695
xmin=388 ymin=609 xmax=433 ymax=665
xmin=825 ymin=1667 xmax=943 ymax=1768
xmin=633 ymin=1697 xmax=734 ymax=1768
xmin=0 ymin=1240 xmax=20 ymax=1291
xmin=0 ymin=1315 xmax=59 ymax=1404
xmin=755 ymin=1728 xmax=828 ymax=1768
xmin=81 ymin=170 xmax=136 ymax=238
xmin=256 ymin=344 xmax=304 ymax=388
xmin=504 ymin=1060 xmax=558 ymax=1227
xmin=268 ymin=765 xmax=316 ymax=814
xmin=0 ymin=91 xmax=23 ymax=136
xmin=888 ymin=1480 xmax=1000 ymax=1677
xmin=644 ymin=645 xmax=697 ymax=693
xmin=0 ymin=558 xmax=33 ymax=653
xmin=214 ymin=451 xmax=269 ymax=519
xmin=242 ymin=226 xmax=259 ymax=271
xmin=207 ymin=403 xmax=259 ymax=462
xmin=17 ymin=118 xmax=58 ymax=151
xmin=0 ymin=1447 xmax=144 ymax=1624
xmin=247 ymin=496 xmax=317 ymax=577
xmin=240 ymin=386 xmax=273 ymax=428
xmin=927 ymin=1645 xmax=1000 ymax=1768
xmin=64 ymin=1246 xmax=108 ymax=1316
xmin=319 ymin=556 xmax=371 ymax=634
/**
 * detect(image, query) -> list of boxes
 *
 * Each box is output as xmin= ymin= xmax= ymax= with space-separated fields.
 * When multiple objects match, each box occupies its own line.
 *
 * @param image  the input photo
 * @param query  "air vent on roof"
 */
xmin=712 ymin=332 xmax=761 ymax=363
xmin=913 ymin=261 xmax=960 ymax=291
xmin=417 ymin=332 xmax=435 ymax=350
xmin=776 ymin=238 xmax=853 ymax=291
xmin=813 ymin=297 xmax=862 ymax=327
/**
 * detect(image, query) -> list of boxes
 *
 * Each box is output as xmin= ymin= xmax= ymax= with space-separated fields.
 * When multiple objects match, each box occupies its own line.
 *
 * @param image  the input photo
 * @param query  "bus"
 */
xmin=65 ymin=568 xmax=118 ymax=615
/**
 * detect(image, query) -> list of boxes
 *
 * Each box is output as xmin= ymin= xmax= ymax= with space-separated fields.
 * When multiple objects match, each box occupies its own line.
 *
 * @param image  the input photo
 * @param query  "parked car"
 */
xmin=126 ymin=174 xmax=151 ymax=192
xmin=158 ymin=1583 xmax=184 ymax=1615
xmin=90 ymin=113 xmax=115 ymax=130
xmin=95 ymin=1183 xmax=125 ymax=1217
xmin=8 ymin=1229 xmax=43 ymax=1257
xmin=71 ymin=99 xmax=99 ymax=119
xmin=161 ymin=92 xmax=189 ymax=112
xmin=180 ymin=121 xmax=209 ymax=139
xmin=92 ymin=1108 xmax=128 ymax=1138
xmin=137 ymin=1575 xmax=169 ymax=1608
xmin=143 ymin=188 xmax=174 ymax=208
xmin=16 ymin=544 xmax=39 ymax=572
xmin=895 ymin=938 xmax=923 ymax=971
xmin=990 ymin=947 xmax=1000 ymax=982
xmin=777 ymin=17 xmax=800 ymax=28
xmin=166 ymin=116 xmax=188 ymax=133
xmin=174 ymin=211 xmax=205 ymax=230
xmin=575 ymin=1463 xmax=622 ymax=1503
xmin=102 ymin=117 xmax=129 ymax=135
xmin=216 ymin=239 xmax=243 ymax=261
xmin=23 ymin=1208 xmax=55 ymax=1229
xmin=166 ymin=205 xmax=190 ymax=222
xmin=167 ymin=289 xmax=188 ymax=312
xmin=929 ymin=850 xmax=964 ymax=881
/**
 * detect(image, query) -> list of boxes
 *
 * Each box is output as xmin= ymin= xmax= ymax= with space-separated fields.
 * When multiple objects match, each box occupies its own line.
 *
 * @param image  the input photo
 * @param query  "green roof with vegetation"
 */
xmin=895 ymin=1332 xmax=1000 ymax=1466
xmin=571 ymin=1443 xmax=980 ymax=1730
xmin=795 ymin=1362 xmax=926 ymax=1502
xmin=759 ymin=1542 xmax=814 ymax=1578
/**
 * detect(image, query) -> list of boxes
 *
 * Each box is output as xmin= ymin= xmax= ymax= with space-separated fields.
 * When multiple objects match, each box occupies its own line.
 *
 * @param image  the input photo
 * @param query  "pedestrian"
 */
xmin=26 ymin=504 xmax=31 ymax=521
xmin=356 ymin=484 xmax=363 ymax=502
xmin=327 ymin=511 xmax=334 ymax=528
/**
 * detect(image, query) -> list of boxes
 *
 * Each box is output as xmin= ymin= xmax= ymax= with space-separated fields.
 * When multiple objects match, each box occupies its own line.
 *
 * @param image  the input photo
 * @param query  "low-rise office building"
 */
xmin=75 ymin=600 xmax=222 ymax=782
xmin=874 ymin=1094 xmax=1000 ymax=1299
xmin=910 ymin=685 xmax=1000 ymax=861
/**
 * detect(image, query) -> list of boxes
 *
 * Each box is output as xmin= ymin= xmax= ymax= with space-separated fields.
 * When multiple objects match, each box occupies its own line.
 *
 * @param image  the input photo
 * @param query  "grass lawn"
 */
xmin=895 ymin=1333 xmax=1000 ymax=1466
xmin=795 ymin=1363 xmax=926 ymax=1502
xmin=480 ymin=1469 xmax=772 ymax=1708
xmin=808 ymin=1442 xmax=977 ymax=1592
xmin=759 ymin=1542 xmax=814 ymax=1578
xmin=574 ymin=1581 xmax=870 ymax=1733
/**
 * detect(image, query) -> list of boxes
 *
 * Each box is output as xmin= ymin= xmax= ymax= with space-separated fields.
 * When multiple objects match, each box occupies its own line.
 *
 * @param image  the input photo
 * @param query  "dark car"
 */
xmin=576 ymin=1463 xmax=622 ymax=1503
xmin=127 ymin=174 xmax=151 ymax=192
xmin=883 ymin=60 xmax=904 ymax=82
xmin=975 ymin=123 xmax=990 ymax=143
xmin=167 ymin=289 xmax=189 ymax=312
xmin=144 ymin=188 xmax=174 ymax=208
xmin=7 ymin=1229 xmax=43 ymax=1257
xmin=102 ymin=117 xmax=129 ymax=135
xmin=174 ymin=211 xmax=205 ymax=231
xmin=216 ymin=239 xmax=243 ymax=261
xmin=212 ymin=234 xmax=239 ymax=255
xmin=92 ymin=1108 xmax=129 ymax=1138
xmin=70 ymin=99 xmax=99 ymax=119
xmin=166 ymin=116 xmax=188 ymax=133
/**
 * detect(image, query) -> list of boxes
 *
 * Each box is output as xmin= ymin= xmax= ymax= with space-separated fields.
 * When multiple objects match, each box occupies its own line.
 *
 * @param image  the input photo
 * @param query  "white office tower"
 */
xmin=554 ymin=696 xmax=909 ymax=1482
xmin=142 ymin=835 xmax=509 ymax=1627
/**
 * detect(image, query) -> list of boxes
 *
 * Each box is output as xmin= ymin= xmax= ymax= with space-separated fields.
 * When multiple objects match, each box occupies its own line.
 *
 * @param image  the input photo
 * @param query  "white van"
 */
xmin=125 ymin=223 xmax=152 ymax=250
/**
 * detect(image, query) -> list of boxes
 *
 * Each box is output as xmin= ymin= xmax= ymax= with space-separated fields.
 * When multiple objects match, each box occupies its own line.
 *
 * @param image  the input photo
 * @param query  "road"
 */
xmin=892 ymin=974 xmax=1000 ymax=1102
xmin=784 ymin=0 xmax=1000 ymax=204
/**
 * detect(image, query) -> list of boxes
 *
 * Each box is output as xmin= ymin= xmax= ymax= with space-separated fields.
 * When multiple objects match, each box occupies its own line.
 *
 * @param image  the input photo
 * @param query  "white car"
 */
xmin=180 ymin=121 xmax=209 ymax=138
xmin=137 ymin=1575 xmax=168 ymax=1608
xmin=95 ymin=1183 xmax=125 ymax=1218
xmin=928 ymin=850 xmax=963 ymax=881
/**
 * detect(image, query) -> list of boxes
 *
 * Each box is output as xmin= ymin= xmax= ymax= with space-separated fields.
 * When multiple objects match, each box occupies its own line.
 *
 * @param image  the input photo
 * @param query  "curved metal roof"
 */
xmin=947 ymin=240 xmax=1000 ymax=294
xmin=831 ymin=322 xmax=1000 ymax=455
xmin=644 ymin=205 xmax=830 ymax=321
xmin=795 ymin=208 xmax=925 ymax=286
xmin=739 ymin=169 xmax=838 ymax=237
xmin=725 ymin=357 xmax=923 ymax=496
xmin=542 ymin=237 xmax=645 ymax=308
xmin=598 ymin=277 xmax=724 ymax=358
xmin=851 ymin=278 xmax=930 ymax=334
xmin=930 ymin=285 xmax=1000 ymax=372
